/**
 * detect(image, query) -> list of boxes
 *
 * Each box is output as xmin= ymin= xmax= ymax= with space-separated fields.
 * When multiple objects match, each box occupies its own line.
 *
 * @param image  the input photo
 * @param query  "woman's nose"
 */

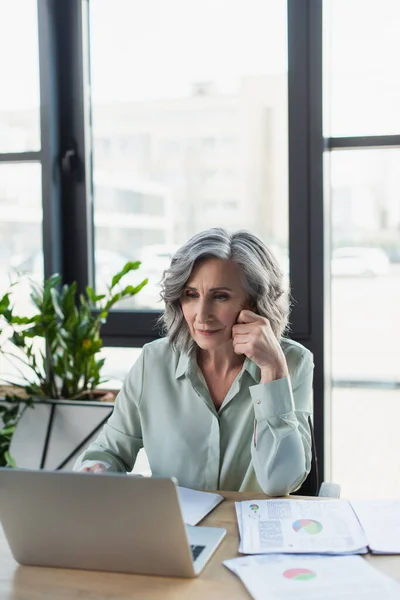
xmin=196 ymin=299 xmax=212 ymax=323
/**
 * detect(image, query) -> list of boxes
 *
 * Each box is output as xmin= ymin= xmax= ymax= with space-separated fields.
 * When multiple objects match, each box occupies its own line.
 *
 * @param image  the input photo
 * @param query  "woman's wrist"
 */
xmin=260 ymin=364 xmax=289 ymax=384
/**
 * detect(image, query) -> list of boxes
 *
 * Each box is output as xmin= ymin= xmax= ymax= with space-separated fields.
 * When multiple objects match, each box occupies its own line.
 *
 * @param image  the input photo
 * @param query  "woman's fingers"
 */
xmin=80 ymin=463 xmax=107 ymax=473
xmin=233 ymin=342 xmax=248 ymax=355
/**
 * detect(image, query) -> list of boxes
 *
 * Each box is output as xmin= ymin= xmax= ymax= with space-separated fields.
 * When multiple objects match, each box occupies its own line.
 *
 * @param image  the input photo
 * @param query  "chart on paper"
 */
xmin=224 ymin=554 xmax=400 ymax=600
xmin=235 ymin=499 xmax=368 ymax=554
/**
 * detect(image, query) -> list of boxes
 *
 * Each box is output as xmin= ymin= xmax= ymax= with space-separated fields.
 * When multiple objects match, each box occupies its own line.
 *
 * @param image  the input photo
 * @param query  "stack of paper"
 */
xmin=350 ymin=500 xmax=400 ymax=554
xmin=178 ymin=487 xmax=224 ymax=525
xmin=235 ymin=499 xmax=368 ymax=555
xmin=224 ymin=554 xmax=400 ymax=600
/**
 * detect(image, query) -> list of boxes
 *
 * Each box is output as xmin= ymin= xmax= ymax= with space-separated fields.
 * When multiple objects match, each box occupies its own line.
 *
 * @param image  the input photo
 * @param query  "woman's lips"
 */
xmin=196 ymin=329 xmax=221 ymax=336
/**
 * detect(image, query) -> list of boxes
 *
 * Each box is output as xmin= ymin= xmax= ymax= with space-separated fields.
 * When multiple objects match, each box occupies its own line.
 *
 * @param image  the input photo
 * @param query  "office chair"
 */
xmin=292 ymin=416 xmax=341 ymax=498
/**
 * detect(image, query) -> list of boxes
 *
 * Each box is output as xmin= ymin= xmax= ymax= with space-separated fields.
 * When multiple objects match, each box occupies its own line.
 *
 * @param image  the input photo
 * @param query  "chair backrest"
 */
xmin=292 ymin=415 xmax=319 ymax=496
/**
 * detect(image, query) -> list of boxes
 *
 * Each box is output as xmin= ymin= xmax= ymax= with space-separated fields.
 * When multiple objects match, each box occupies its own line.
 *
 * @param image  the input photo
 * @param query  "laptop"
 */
xmin=0 ymin=468 xmax=226 ymax=577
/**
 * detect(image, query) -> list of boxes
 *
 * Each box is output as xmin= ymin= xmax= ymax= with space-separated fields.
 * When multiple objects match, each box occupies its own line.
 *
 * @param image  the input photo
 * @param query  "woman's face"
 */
xmin=181 ymin=258 xmax=249 ymax=351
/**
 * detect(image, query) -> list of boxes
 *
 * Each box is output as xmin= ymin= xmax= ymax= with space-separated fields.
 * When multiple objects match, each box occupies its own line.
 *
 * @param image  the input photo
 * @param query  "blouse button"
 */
xmin=256 ymin=400 xmax=261 ymax=404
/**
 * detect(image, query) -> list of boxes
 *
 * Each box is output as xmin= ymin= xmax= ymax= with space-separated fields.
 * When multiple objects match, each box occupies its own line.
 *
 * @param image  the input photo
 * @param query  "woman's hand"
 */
xmin=80 ymin=463 xmax=108 ymax=474
xmin=232 ymin=309 xmax=289 ymax=383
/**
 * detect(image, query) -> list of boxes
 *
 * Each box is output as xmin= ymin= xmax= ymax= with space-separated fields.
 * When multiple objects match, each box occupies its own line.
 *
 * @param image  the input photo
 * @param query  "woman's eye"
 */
xmin=214 ymin=294 xmax=228 ymax=301
xmin=184 ymin=290 xmax=197 ymax=298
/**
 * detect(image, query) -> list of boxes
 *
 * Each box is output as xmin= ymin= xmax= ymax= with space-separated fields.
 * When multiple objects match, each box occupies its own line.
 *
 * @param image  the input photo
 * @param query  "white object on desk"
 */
xmin=178 ymin=487 xmax=224 ymax=526
xmin=350 ymin=499 xmax=400 ymax=554
xmin=224 ymin=554 xmax=400 ymax=600
xmin=235 ymin=499 xmax=368 ymax=555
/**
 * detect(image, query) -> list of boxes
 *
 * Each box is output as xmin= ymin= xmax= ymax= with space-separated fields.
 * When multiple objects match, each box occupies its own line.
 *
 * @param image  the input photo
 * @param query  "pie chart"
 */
xmin=292 ymin=519 xmax=323 ymax=534
xmin=283 ymin=568 xmax=317 ymax=581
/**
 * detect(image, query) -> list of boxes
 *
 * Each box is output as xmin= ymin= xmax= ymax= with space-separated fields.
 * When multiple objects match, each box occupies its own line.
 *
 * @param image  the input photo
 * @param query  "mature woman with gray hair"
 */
xmin=77 ymin=228 xmax=313 ymax=496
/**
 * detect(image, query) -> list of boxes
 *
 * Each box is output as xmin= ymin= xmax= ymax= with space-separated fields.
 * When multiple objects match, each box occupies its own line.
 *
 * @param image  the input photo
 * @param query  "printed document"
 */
xmin=224 ymin=554 xmax=400 ymax=600
xmin=236 ymin=499 xmax=368 ymax=554
xmin=178 ymin=487 xmax=224 ymax=526
xmin=350 ymin=500 xmax=400 ymax=554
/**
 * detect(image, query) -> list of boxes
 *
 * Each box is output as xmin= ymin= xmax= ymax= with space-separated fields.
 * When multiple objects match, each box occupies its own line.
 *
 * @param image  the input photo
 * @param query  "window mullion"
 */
xmin=41 ymin=0 xmax=92 ymax=292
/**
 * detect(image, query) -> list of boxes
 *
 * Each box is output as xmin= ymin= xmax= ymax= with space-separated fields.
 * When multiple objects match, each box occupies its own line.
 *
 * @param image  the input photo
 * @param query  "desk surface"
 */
xmin=1 ymin=491 xmax=400 ymax=599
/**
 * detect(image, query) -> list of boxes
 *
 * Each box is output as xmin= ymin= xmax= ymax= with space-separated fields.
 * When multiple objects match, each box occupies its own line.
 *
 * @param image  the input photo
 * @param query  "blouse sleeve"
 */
xmin=249 ymin=350 xmax=314 ymax=496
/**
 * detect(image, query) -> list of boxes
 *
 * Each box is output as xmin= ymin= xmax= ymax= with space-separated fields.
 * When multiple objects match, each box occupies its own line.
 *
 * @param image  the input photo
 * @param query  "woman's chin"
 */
xmin=193 ymin=332 xmax=228 ymax=350
xmin=195 ymin=338 xmax=218 ymax=350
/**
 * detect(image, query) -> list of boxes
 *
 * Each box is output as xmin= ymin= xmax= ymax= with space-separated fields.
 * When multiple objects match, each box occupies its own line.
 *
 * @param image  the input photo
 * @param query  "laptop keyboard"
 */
xmin=190 ymin=544 xmax=206 ymax=561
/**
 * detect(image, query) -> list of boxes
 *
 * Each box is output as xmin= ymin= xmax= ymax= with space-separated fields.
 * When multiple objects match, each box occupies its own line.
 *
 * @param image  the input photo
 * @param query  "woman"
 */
xmin=76 ymin=228 xmax=313 ymax=496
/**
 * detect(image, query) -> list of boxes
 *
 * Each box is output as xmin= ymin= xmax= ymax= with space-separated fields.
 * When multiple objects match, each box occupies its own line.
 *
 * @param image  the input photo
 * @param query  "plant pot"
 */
xmin=0 ymin=397 xmax=115 ymax=470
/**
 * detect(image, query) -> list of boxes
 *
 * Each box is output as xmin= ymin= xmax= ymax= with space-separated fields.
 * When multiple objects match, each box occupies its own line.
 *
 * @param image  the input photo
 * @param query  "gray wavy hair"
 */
xmin=159 ymin=228 xmax=290 ymax=352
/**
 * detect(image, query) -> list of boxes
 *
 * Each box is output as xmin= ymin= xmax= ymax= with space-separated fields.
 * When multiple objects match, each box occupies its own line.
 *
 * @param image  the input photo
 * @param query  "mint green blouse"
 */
xmin=77 ymin=337 xmax=314 ymax=496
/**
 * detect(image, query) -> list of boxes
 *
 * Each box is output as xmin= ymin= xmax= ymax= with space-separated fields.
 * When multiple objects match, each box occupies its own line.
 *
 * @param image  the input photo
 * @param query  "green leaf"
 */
xmin=0 ymin=425 xmax=16 ymax=436
xmin=61 ymin=282 xmax=78 ymax=315
xmin=45 ymin=273 xmax=62 ymax=290
xmin=86 ymin=286 xmax=96 ymax=303
xmin=22 ymin=326 xmax=42 ymax=338
xmin=90 ymin=339 xmax=102 ymax=353
xmin=30 ymin=289 xmax=43 ymax=310
xmin=58 ymin=327 xmax=73 ymax=340
xmin=0 ymin=292 xmax=10 ymax=313
xmin=3 ymin=405 xmax=20 ymax=423
xmin=55 ymin=332 xmax=69 ymax=350
xmin=104 ymin=293 xmax=121 ymax=312
xmin=11 ymin=331 xmax=25 ymax=347
xmin=11 ymin=315 xmax=40 ymax=325
xmin=95 ymin=358 xmax=106 ymax=372
xmin=0 ymin=309 xmax=13 ymax=322
xmin=120 ymin=279 xmax=149 ymax=297
xmin=50 ymin=287 xmax=64 ymax=320
xmin=86 ymin=287 xmax=106 ymax=304
xmin=111 ymin=261 xmax=141 ymax=289
xmin=4 ymin=452 xmax=16 ymax=468
xmin=79 ymin=293 xmax=89 ymax=308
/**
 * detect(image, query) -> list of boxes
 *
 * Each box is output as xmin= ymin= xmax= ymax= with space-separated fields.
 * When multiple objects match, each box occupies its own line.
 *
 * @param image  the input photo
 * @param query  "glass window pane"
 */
xmin=0 ymin=162 xmax=43 ymax=385
xmin=0 ymin=0 xmax=41 ymax=152
xmin=332 ymin=388 xmax=400 ymax=499
xmin=0 ymin=162 xmax=43 ymax=296
xmin=98 ymin=346 xmax=142 ymax=391
xmin=324 ymin=0 xmax=400 ymax=136
xmin=328 ymin=148 xmax=400 ymax=497
xmin=330 ymin=149 xmax=400 ymax=381
xmin=88 ymin=0 xmax=289 ymax=308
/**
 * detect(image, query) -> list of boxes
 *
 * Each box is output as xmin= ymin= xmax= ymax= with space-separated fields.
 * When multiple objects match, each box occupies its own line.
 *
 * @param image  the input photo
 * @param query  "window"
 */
xmin=0 ymin=1 xmax=43 ymax=308
xmin=324 ymin=0 xmax=400 ymax=136
xmin=324 ymin=1 xmax=400 ymax=498
xmin=88 ymin=0 xmax=289 ymax=308
xmin=0 ymin=1 xmax=41 ymax=152
xmin=0 ymin=163 xmax=42 ymax=301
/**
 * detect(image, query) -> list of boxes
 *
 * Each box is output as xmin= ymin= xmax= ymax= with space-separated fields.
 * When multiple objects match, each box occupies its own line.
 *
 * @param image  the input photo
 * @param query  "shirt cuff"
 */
xmin=249 ymin=376 xmax=295 ymax=419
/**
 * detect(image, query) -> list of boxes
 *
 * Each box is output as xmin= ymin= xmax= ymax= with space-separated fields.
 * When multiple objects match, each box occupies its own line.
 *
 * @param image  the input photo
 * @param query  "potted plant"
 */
xmin=0 ymin=261 xmax=148 ymax=468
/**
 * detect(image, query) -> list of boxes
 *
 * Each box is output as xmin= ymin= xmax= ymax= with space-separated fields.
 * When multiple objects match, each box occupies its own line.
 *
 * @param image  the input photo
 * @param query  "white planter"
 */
xmin=1 ymin=399 xmax=114 ymax=470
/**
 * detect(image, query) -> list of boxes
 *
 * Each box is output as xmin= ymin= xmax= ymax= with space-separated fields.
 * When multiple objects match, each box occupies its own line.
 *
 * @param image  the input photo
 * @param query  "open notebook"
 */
xmin=178 ymin=487 xmax=225 ymax=525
